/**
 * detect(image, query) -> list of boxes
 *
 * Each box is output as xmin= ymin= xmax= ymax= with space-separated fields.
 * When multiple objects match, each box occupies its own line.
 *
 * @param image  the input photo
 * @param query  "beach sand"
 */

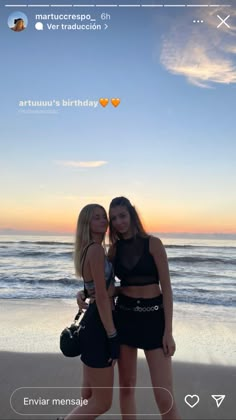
xmin=0 ymin=299 xmax=235 ymax=420
xmin=1 ymin=352 xmax=235 ymax=420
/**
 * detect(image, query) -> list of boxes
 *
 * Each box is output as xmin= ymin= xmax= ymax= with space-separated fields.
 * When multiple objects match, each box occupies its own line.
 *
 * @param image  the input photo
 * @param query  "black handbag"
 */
xmin=60 ymin=309 xmax=84 ymax=357
xmin=60 ymin=301 xmax=98 ymax=357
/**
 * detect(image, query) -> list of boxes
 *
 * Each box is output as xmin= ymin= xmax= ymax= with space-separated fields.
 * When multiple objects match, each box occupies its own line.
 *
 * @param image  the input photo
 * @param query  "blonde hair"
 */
xmin=74 ymin=204 xmax=107 ymax=277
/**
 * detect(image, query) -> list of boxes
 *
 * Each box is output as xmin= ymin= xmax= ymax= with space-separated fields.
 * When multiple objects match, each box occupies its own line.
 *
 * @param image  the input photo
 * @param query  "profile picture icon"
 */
xmin=8 ymin=12 xmax=28 ymax=32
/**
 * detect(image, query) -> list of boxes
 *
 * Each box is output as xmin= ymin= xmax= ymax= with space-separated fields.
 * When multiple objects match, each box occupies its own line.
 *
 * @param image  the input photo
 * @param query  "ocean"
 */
xmin=0 ymin=234 xmax=235 ymax=321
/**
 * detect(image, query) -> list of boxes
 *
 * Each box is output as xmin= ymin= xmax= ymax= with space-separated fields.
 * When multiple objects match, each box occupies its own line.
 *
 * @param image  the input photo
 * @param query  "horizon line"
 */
xmin=0 ymin=229 xmax=236 ymax=237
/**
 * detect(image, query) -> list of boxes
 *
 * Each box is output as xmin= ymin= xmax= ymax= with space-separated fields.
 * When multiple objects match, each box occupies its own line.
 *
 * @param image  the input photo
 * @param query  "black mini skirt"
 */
xmin=79 ymin=302 xmax=117 ymax=368
xmin=116 ymin=294 xmax=165 ymax=350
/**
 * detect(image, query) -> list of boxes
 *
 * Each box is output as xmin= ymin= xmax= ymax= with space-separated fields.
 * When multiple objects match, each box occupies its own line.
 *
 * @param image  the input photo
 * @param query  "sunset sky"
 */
xmin=1 ymin=1 xmax=236 ymax=234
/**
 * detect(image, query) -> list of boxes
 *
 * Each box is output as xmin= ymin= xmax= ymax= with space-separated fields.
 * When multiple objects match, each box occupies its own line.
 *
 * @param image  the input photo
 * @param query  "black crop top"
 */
xmin=114 ymin=234 xmax=159 ymax=287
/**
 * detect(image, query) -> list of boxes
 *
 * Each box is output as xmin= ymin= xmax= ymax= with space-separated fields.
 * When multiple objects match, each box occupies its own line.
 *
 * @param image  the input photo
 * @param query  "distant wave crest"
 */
xmin=169 ymin=256 xmax=236 ymax=264
xmin=0 ymin=240 xmax=73 ymax=246
xmin=0 ymin=277 xmax=82 ymax=286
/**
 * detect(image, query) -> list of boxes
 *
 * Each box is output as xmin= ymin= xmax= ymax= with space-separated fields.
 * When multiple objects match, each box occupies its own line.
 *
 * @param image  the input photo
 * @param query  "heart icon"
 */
xmin=99 ymin=98 xmax=109 ymax=107
xmin=111 ymin=98 xmax=120 ymax=107
xmin=184 ymin=394 xmax=200 ymax=408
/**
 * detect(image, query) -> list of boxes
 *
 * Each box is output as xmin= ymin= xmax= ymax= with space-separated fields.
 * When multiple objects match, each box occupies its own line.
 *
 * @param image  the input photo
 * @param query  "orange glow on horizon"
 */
xmin=1 ymin=209 xmax=236 ymax=235
xmin=1 ymin=222 xmax=235 ymax=235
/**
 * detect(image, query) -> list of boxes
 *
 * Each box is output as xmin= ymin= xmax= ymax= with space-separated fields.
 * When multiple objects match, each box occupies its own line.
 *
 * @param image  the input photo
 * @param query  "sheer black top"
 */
xmin=114 ymin=234 xmax=159 ymax=287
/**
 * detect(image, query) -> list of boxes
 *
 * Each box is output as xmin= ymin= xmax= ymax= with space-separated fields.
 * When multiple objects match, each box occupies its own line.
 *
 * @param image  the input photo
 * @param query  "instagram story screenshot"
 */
xmin=0 ymin=1 xmax=235 ymax=419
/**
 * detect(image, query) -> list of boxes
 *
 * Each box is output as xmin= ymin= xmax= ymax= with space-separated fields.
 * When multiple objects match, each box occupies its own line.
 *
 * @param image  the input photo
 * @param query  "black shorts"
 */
xmin=116 ymin=294 xmax=165 ymax=350
xmin=79 ymin=302 xmax=117 ymax=368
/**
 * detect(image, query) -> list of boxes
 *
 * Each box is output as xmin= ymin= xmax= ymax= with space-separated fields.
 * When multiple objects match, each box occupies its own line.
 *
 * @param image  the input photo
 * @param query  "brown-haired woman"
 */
xmin=108 ymin=196 xmax=180 ymax=420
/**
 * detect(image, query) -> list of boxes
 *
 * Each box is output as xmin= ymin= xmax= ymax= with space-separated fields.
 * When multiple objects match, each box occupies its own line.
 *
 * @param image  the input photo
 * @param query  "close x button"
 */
xmin=217 ymin=15 xmax=231 ymax=29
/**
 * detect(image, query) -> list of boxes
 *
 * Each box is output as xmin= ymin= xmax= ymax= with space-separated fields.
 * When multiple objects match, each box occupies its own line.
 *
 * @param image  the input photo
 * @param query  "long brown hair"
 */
xmin=74 ymin=204 xmax=107 ymax=277
xmin=109 ymin=196 xmax=147 ymax=244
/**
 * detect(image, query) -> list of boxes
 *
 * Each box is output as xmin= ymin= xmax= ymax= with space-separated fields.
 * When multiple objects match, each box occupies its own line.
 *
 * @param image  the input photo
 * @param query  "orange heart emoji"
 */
xmin=111 ymin=98 xmax=120 ymax=107
xmin=99 ymin=98 xmax=109 ymax=107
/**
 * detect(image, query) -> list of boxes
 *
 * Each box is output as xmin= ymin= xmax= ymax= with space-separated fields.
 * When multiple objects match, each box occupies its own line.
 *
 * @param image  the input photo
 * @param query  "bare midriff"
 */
xmin=120 ymin=283 xmax=161 ymax=299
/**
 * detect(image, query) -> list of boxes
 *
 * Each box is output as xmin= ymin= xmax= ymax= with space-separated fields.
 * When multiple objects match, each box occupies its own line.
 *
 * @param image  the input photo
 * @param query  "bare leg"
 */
xmin=145 ymin=349 xmax=181 ymax=420
xmin=64 ymin=364 xmax=114 ymax=420
xmin=118 ymin=345 xmax=137 ymax=420
xmin=81 ymin=364 xmax=92 ymax=400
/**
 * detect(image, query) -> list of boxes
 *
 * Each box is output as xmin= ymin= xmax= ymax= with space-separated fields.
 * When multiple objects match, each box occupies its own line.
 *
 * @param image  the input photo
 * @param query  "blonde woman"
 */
xmin=64 ymin=204 xmax=119 ymax=420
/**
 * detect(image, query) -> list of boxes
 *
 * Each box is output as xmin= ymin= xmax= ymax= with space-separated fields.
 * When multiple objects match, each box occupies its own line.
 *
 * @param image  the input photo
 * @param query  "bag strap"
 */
xmin=81 ymin=241 xmax=95 ymax=278
xmin=81 ymin=241 xmax=95 ymax=299
xmin=74 ymin=310 xmax=83 ymax=321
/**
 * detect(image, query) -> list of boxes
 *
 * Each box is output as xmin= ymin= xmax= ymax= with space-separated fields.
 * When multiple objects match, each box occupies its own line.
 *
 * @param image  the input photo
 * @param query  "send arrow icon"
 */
xmin=211 ymin=395 xmax=225 ymax=407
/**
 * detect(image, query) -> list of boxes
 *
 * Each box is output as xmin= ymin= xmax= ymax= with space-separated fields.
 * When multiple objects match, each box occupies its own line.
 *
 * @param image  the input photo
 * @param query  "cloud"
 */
xmin=55 ymin=160 xmax=108 ymax=168
xmin=224 ymin=45 xmax=236 ymax=54
xmin=161 ymin=40 xmax=236 ymax=87
xmin=159 ymin=6 xmax=236 ymax=88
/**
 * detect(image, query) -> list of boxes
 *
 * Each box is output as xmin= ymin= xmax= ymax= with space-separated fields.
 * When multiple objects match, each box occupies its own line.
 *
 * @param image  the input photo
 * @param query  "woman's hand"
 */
xmin=76 ymin=290 xmax=89 ymax=311
xmin=107 ymin=332 xmax=120 ymax=366
xmin=163 ymin=332 xmax=176 ymax=357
